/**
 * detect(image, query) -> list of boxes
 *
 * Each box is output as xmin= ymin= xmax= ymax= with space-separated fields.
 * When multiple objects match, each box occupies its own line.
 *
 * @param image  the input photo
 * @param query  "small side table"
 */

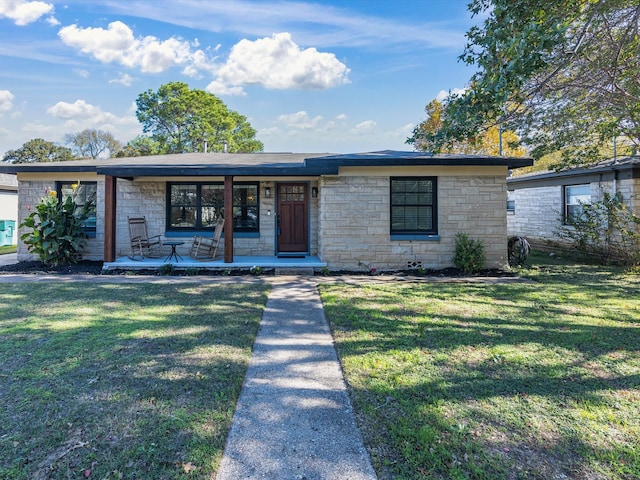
xmin=163 ymin=241 xmax=184 ymax=263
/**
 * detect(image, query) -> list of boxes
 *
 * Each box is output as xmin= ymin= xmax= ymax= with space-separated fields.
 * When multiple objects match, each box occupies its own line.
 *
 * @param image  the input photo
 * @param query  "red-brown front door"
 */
xmin=277 ymin=183 xmax=308 ymax=253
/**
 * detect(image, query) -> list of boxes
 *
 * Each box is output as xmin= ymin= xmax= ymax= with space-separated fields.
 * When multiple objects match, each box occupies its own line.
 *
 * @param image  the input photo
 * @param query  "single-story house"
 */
xmin=507 ymin=156 xmax=640 ymax=248
xmin=0 ymin=150 xmax=532 ymax=271
xmin=0 ymin=173 xmax=18 ymax=245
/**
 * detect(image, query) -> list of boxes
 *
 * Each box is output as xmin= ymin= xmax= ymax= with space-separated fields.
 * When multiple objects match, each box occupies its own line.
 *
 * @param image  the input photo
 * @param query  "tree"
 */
xmin=407 ymin=98 xmax=527 ymax=157
xmin=135 ymin=82 xmax=263 ymax=154
xmin=429 ymin=0 xmax=640 ymax=168
xmin=64 ymin=129 xmax=121 ymax=159
xmin=116 ymin=135 xmax=163 ymax=157
xmin=2 ymin=138 xmax=75 ymax=164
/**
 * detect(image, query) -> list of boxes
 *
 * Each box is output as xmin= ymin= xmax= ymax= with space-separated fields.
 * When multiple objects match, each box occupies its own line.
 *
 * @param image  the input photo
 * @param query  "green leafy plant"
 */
xmin=508 ymin=235 xmax=531 ymax=267
xmin=20 ymin=187 xmax=95 ymax=266
xmin=556 ymin=191 xmax=640 ymax=265
xmin=158 ymin=263 xmax=174 ymax=275
xmin=452 ymin=232 xmax=485 ymax=274
xmin=250 ymin=265 xmax=262 ymax=276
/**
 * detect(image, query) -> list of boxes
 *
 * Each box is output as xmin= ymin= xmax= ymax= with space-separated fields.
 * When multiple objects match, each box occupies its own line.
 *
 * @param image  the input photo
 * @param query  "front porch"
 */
xmin=103 ymin=255 xmax=327 ymax=273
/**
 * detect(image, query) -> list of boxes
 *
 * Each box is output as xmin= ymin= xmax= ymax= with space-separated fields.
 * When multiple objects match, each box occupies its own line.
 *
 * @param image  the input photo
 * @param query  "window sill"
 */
xmin=391 ymin=234 xmax=440 ymax=241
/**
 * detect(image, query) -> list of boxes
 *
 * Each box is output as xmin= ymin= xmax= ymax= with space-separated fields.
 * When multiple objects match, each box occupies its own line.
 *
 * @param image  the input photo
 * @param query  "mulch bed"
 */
xmin=0 ymin=260 xmax=515 ymax=278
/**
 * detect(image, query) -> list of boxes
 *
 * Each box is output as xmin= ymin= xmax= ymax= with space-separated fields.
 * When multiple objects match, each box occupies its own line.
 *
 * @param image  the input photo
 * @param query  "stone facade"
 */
xmin=507 ymin=176 xmax=639 ymax=247
xmin=16 ymin=171 xmax=510 ymax=270
xmin=17 ymin=179 xmax=105 ymax=261
xmin=113 ymin=179 xmax=319 ymax=259
xmin=319 ymin=174 xmax=509 ymax=271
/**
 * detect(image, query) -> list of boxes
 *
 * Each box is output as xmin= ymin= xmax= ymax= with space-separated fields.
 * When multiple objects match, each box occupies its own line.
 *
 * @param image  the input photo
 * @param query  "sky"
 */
xmin=0 ymin=0 xmax=480 ymax=156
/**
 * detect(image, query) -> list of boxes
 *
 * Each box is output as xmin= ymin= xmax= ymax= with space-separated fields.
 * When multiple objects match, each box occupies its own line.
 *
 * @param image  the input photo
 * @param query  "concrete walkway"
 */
xmin=216 ymin=278 xmax=377 ymax=480
xmin=0 ymin=252 xmax=17 ymax=266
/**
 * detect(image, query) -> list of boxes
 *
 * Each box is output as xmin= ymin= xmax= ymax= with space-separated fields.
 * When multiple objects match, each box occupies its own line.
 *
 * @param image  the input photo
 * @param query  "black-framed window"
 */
xmin=564 ymin=184 xmax=591 ymax=223
xmin=167 ymin=182 xmax=259 ymax=232
xmin=56 ymin=181 xmax=97 ymax=233
xmin=390 ymin=177 xmax=437 ymax=235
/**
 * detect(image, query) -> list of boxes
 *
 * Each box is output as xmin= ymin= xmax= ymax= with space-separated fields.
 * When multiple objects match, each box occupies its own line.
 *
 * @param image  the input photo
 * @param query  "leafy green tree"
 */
xmin=135 ymin=82 xmax=263 ymax=154
xmin=408 ymin=98 xmax=527 ymax=156
xmin=116 ymin=135 xmax=163 ymax=157
xmin=64 ymin=129 xmax=121 ymax=159
xmin=429 ymin=0 xmax=640 ymax=168
xmin=2 ymin=138 xmax=75 ymax=164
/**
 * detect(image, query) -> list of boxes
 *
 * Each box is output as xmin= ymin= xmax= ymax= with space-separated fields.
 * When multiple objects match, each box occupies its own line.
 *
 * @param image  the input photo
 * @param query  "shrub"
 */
xmin=250 ymin=265 xmax=262 ymax=276
xmin=508 ymin=236 xmax=531 ymax=267
xmin=20 ymin=187 xmax=95 ymax=266
xmin=556 ymin=192 xmax=640 ymax=265
xmin=452 ymin=233 xmax=485 ymax=274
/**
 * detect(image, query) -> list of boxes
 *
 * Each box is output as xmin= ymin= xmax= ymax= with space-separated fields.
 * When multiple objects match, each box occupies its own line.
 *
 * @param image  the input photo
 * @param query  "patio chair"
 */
xmin=128 ymin=216 xmax=163 ymax=259
xmin=189 ymin=218 xmax=224 ymax=260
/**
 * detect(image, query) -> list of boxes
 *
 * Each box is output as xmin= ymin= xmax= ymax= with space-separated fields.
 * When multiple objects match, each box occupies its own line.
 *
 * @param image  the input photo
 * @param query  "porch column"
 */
xmin=104 ymin=175 xmax=117 ymax=262
xmin=224 ymin=175 xmax=234 ymax=263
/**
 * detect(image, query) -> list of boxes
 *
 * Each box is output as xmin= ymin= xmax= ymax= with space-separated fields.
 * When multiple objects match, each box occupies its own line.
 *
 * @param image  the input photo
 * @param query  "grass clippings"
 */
xmin=320 ymin=252 xmax=640 ymax=479
xmin=0 ymin=282 xmax=268 ymax=479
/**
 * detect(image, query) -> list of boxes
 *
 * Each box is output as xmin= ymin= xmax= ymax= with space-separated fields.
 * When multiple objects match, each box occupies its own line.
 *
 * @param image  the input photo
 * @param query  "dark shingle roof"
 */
xmin=0 ymin=150 xmax=532 ymax=176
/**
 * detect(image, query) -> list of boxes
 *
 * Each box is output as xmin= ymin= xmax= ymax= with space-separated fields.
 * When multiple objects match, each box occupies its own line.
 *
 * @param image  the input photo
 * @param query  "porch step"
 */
xmin=274 ymin=267 xmax=315 ymax=276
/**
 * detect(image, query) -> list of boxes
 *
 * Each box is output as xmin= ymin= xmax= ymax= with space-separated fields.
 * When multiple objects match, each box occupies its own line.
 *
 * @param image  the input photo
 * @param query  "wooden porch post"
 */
xmin=104 ymin=175 xmax=117 ymax=262
xmin=224 ymin=175 xmax=234 ymax=263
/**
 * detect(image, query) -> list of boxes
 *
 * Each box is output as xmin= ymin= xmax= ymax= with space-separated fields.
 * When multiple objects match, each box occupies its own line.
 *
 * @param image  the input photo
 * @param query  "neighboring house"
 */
xmin=0 ymin=150 xmax=531 ymax=271
xmin=0 ymin=173 xmax=18 ymax=245
xmin=507 ymin=156 xmax=640 ymax=248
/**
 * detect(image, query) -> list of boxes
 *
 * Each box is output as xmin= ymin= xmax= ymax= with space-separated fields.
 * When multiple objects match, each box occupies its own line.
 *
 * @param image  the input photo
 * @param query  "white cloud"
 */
xmin=436 ymin=87 xmax=467 ymax=102
xmin=277 ymin=111 xmax=324 ymax=129
xmin=0 ymin=90 xmax=14 ymax=112
xmin=353 ymin=120 xmax=376 ymax=133
xmin=109 ymin=73 xmax=133 ymax=87
xmin=336 ymin=113 xmax=348 ymax=121
xmin=205 ymin=80 xmax=246 ymax=97
xmin=0 ymin=0 xmax=54 ymax=26
xmin=74 ymin=68 xmax=90 ymax=78
xmin=58 ymin=21 xmax=214 ymax=74
xmin=215 ymin=32 xmax=350 ymax=91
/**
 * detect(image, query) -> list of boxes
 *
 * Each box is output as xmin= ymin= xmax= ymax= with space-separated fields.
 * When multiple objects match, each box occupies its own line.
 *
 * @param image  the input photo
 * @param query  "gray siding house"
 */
xmin=1 ymin=150 xmax=531 ymax=271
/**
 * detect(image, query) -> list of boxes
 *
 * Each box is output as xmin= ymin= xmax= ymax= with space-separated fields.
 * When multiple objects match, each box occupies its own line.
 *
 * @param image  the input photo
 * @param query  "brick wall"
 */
xmin=318 ymin=175 xmax=509 ymax=271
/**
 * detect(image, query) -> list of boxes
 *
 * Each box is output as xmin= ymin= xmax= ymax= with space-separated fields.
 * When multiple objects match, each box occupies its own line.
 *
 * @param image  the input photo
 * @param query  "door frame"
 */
xmin=275 ymin=181 xmax=310 ymax=256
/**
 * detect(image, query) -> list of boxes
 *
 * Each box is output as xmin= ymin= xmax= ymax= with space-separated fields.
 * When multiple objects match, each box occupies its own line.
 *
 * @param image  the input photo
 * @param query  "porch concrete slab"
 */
xmin=216 ymin=278 xmax=377 ymax=480
xmin=103 ymin=255 xmax=327 ymax=271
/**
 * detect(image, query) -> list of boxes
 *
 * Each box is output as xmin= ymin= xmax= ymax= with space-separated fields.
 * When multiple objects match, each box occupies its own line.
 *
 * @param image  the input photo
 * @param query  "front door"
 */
xmin=277 ymin=183 xmax=308 ymax=253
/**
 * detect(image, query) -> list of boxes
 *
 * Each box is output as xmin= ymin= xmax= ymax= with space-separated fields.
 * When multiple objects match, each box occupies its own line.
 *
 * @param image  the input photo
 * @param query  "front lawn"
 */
xmin=0 ymin=282 xmax=269 ymax=479
xmin=320 ymin=253 xmax=640 ymax=479
xmin=0 ymin=245 xmax=17 ymax=255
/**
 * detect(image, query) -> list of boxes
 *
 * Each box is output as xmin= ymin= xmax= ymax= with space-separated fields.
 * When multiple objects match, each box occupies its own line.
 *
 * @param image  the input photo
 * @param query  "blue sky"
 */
xmin=0 ymin=0 xmax=479 ymax=155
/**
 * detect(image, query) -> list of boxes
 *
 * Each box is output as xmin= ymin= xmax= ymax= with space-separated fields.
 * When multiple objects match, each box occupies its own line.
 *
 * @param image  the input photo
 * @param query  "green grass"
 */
xmin=320 ymin=252 xmax=640 ymax=479
xmin=0 ymin=282 xmax=269 ymax=479
xmin=0 ymin=245 xmax=17 ymax=255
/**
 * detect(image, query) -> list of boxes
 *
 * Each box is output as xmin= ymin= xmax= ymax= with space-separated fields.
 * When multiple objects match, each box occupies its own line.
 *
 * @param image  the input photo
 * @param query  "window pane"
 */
xmin=566 ymin=185 xmax=590 ymax=205
xmin=58 ymin=182 xmax=97 ymax=231
xmin=390 ymin=178 xmax=436 ymax=234
xmin=168 ymin=182 xmax=259 ymax=232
